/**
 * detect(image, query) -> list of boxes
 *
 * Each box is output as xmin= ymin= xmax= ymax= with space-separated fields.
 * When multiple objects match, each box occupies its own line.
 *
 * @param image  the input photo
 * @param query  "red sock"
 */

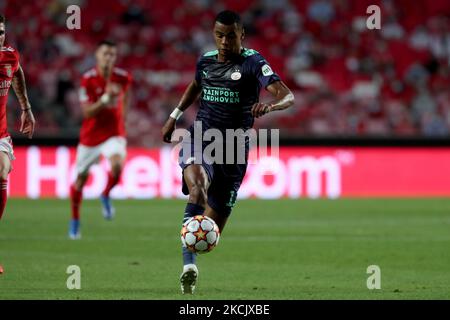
xmin=70 ymin=185 xmax=82 ymax=220
xmin=102 ymin=173 xmax=119 ymax=197
xmin=0 ymin=179 xmax=7 ymax=220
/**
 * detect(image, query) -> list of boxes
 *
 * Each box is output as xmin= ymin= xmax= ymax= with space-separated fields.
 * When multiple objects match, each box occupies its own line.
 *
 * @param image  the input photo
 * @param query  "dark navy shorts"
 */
xmin=179 ymin=126 xmax=248 ymax=217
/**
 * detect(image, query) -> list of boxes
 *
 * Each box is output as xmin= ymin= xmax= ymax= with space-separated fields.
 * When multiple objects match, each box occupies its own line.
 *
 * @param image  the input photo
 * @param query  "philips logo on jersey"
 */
xmin=202 ymin=86 xmax=240 ymax=104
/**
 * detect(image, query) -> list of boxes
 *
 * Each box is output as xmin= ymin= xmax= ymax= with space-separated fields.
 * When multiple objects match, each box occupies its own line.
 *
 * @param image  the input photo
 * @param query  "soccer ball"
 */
xmin=181 ymin=215 xmax=220 ymax=254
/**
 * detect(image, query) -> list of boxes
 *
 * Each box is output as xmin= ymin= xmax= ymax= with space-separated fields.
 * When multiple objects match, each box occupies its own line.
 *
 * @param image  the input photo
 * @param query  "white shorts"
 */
xmin=0 ymin=136 xmax=15 ymax=161
xmin=75 ymin=136 xmax=127 ymax=175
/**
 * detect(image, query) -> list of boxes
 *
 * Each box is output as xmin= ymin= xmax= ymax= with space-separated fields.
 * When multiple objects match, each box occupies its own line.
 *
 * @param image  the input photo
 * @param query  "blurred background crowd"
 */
xmin=2 ymin=0 xmax=450 ymax=146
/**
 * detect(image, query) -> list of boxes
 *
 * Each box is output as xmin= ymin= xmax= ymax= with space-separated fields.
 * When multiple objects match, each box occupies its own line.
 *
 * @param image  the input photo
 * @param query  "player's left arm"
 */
xmin=12 ymin=64 xmax=36 ymax=138
xmin=122 ymin=87 xmax=131 ymax=120
xmin=251 ymin=80 xmax=295 ymax=118
xmin=121 ymin=74 xmax=132 ymax=125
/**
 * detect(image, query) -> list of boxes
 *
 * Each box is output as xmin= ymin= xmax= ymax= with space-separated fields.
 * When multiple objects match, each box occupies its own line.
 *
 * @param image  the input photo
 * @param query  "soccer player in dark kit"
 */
xmin=161 ymin=10 xmax=295 ymax=294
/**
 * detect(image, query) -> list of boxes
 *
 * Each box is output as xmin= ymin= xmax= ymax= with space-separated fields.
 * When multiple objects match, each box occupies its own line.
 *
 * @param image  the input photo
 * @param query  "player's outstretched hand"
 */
xmin=162 ymin=117 xmax=176 ymax=143
xmin=20 ymin=109 xmax=36 ymax=139
xmin=251 ymin=102 xmax=271 ymax=118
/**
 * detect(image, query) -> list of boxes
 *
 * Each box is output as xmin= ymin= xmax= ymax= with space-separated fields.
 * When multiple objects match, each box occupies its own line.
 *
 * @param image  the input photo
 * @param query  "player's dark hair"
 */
xmin=97 ymin=40 xmax=116 ymax=48
xmin=0 ymin=14 xmax=5 ymax=24
xmin=215 ymin=10 xmax=242 ymax=28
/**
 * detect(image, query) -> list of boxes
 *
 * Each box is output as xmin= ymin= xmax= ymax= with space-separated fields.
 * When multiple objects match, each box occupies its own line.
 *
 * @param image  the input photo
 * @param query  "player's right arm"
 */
xmin=12 ymin=64 xmax=35 ymax=139
xmin=161 ymin=79 xmax=202 ymax=143
xmin=81 ymin=82 xmax=120 ymax=118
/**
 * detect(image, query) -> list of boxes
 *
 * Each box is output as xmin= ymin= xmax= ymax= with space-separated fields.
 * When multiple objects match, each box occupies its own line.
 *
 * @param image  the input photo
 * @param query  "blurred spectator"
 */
xmin=3 ymin=0 xmax=450 ymax=146
xmin=307 ymin=0 xmax=335 ymax=26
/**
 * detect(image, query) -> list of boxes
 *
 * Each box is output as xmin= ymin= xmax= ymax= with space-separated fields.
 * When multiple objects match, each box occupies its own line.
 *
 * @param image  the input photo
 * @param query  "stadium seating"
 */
xmin=3 ymin=0 xmax=450 ymax=145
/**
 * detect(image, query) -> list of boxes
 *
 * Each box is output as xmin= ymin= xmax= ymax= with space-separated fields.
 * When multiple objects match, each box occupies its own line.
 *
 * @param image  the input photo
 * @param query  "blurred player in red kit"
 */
xmin=69 ymin=40 xmax=132 ymax=239
xmin=0 ymin=14 xmax=36 ymax=221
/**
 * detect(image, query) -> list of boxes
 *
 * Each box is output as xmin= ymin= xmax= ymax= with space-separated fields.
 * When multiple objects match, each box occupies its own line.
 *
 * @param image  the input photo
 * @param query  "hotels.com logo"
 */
xmin=21 ymin=147 xmax=343 ymax=199
xmin=10 ymin=146 xmax=450 ymax=198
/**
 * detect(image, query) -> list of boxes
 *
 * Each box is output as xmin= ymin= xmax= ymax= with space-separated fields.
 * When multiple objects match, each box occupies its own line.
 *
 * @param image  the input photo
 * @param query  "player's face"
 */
xmin=0 ymin=23 xmax=5 ymax=48
xmin=213 ymin=22 xmax=244 ymax=58
xmin=95 ymin=45 xmax=117 ymax=70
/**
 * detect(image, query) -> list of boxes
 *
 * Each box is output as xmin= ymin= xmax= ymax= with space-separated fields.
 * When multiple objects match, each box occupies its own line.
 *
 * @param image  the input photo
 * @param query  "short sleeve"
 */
xmin=79 ymin=77 xmax=90 ymax=104
xmin=194 ymin=56 xmax=204 ymax=84
xmin=10 ymin=50 xmax=20 ymax=74
xmin=13 ymin=50 xmax=21 ymax=74
xmin=250 ymin=54 xmax=281 ymax=89
xmin=123 ymin=72 xmax=133 ymax=91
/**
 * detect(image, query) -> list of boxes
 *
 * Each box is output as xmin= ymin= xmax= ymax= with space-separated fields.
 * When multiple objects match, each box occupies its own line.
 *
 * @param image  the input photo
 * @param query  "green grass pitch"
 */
xmin=0 ymin=198 xmax=449 ymax=299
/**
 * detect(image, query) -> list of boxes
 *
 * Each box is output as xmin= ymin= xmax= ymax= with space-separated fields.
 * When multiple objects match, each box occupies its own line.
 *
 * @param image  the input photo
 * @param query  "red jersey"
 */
xmin=78 ymin=67 xmax=132 ymax=146
xmin=0 ymin=46 xmax=20 ymax=139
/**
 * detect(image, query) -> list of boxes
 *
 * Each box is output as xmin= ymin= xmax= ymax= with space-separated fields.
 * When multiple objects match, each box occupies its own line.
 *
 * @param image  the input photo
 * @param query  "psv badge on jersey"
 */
xmin=4 ymin=65 xmax=12 ymax=77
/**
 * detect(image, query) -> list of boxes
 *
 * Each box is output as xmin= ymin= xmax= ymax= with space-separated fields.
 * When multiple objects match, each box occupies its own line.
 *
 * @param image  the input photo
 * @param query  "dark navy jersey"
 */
xmin=194 ymin=48 xmax=281 ymax=130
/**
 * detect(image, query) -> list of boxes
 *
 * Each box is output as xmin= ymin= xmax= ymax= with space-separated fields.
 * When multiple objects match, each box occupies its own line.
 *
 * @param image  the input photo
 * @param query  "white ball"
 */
xmin=180 ymin=215 xmax=220 ymax=254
